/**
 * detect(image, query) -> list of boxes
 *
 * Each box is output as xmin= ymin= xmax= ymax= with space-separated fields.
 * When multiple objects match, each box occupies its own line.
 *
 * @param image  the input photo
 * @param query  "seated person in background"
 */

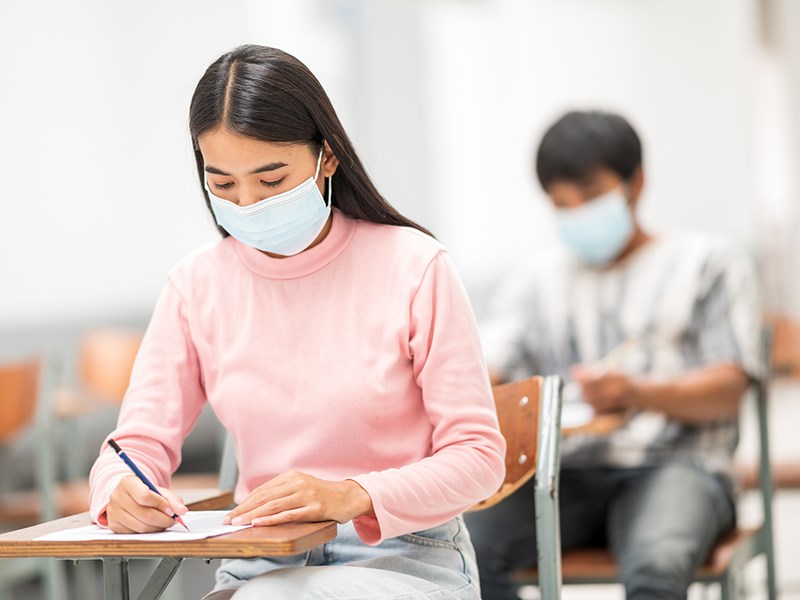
xmin=465 ymin=110 xmax=761 ymax=600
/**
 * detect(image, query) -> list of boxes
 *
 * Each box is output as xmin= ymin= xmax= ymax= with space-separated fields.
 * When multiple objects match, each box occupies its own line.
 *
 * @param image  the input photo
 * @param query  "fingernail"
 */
xmin=221 ymin=515 xmax=231 ymax=525
xmin=231 ymin=516 xmax=242 ymax=525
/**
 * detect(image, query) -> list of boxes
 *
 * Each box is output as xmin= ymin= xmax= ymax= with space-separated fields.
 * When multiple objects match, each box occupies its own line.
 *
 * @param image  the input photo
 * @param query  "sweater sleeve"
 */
xmin=88 ymin=278 xmax=207 ymax=525
xmin=350 ymin=251 xmax=506 ymax=544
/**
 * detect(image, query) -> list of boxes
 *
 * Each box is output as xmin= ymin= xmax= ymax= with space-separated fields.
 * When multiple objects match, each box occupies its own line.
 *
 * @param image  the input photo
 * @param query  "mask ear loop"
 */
xmin=326 ymin=176 xmax=333 ymax=208
xmin=313 ymin=146 xmax=324 ymax=179
xmin=315 ymin=144 xmax=332 ymax=208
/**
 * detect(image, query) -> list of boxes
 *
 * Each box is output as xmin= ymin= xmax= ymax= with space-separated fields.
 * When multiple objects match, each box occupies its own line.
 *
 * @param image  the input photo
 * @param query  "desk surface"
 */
xmin=0 ymin=512 xmax=337 ymax=559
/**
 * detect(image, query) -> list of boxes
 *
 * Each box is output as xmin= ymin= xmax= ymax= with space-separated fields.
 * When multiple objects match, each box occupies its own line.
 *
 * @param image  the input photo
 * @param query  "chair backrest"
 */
xmin=0 ymin=358 xmax=41 ymax=443
xmin=0 ymin=356 xmax=58 ymax=521
xmin=471 ymin=375 xmax=563 ymax=511
xmin=470 ymin=375 xmax=564 ymax=599
xmin=78 ymin=329 xmax=143 ymax=404
xmin=470 ymin=377 xmax=541 ymax=510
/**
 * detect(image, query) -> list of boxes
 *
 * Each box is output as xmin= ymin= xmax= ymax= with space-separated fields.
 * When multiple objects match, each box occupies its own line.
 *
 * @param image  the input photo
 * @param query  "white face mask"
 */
xmin=206 ymin=148 xmax=332 ymax=256
xmin=554 ymin=189 xmax=634 ymax=266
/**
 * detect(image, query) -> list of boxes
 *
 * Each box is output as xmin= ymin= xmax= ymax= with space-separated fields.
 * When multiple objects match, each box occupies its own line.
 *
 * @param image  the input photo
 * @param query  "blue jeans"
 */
xmin=202 ymin=516 xmax=480 ymax=599
xmin=464 ymin=462 xmax=736 ymax=600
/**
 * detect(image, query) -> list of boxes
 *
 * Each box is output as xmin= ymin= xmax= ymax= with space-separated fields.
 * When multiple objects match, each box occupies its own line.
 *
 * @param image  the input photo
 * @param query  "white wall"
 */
xmin=0 ymin=0 xmax=787 ymax=328
xmin=760 ymin=0 xmax=800 ymax=318
xmin=0 ymin=0 xmax=354 ymax=328
xmin=419 ymin=0 xmax=761 ymax=303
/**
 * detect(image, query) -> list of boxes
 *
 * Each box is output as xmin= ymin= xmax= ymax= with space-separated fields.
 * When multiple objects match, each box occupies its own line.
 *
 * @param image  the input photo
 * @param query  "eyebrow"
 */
xmin=204 ymin=162 xmax=288 ymax=176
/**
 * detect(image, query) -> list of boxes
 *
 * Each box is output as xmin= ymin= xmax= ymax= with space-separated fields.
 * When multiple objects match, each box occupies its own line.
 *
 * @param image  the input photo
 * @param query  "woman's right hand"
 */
xmin=106 ymin=475 xmax=188 ymax=533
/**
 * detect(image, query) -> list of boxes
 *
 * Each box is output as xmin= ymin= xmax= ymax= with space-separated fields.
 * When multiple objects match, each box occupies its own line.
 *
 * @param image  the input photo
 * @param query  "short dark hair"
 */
xmin=535 ymin=111 xmax=642 ymax=190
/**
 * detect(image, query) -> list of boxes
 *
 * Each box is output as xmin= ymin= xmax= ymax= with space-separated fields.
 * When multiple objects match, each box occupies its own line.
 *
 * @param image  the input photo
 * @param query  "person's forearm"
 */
xmin=629 ymin=364 xmax=749 ymax=424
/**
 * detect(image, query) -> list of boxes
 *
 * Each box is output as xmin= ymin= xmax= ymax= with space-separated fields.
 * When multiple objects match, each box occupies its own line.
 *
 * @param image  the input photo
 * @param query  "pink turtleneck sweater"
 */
xmin=88 ymin=210 xmax=505 ymax=544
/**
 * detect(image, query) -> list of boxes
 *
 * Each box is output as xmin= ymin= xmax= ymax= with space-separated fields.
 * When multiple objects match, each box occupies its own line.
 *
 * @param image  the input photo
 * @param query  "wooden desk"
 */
xmin=0 ymin=493 xmax=337 ymax=600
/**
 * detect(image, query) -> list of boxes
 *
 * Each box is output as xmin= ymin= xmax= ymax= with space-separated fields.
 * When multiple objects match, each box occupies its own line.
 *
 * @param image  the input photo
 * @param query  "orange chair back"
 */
xmin=0 ymin=358 xmax=40 ymax=442
xmin=79 ymin=330 xmax=143 ymax=404
xmin=472 ymin=376 xmax=542 ymax=510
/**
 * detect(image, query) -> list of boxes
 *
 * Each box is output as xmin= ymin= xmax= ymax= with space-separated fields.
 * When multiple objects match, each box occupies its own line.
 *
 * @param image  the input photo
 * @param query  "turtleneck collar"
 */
xmin=233 ymin=209 xmax=357 ymax=279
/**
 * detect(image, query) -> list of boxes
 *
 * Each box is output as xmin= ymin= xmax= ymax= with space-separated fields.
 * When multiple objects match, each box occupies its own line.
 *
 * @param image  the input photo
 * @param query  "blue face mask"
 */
xmin=206 ymin=148 xmax=331 ymax=256
xmin=555 ymin=189 xmax=634 ymax=266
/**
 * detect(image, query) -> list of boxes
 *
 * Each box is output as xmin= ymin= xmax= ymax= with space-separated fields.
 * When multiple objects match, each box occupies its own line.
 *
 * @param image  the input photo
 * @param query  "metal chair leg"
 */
xmin=719 ymin=570 xmax=736 ymax=600
xmin=765 ymin=539 xmax=778 ymax=600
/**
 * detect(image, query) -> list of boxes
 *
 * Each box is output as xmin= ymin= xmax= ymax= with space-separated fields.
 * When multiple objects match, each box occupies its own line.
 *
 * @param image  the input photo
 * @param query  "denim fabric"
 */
xmin=465 ymin=462 xmax=736 ymax=600
xmin=203 ymin=516 xmax=480 ymax=599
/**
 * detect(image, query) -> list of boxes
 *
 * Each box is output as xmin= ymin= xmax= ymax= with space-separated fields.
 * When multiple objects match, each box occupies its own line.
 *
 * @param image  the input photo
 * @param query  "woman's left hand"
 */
xmin=222 ymin=470 xmax=373 ymax=527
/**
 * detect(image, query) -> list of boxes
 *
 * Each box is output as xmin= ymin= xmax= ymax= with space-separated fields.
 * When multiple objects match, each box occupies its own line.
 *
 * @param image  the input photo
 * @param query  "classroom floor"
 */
xmin=6 ymin=380 xmax=800 ymax=600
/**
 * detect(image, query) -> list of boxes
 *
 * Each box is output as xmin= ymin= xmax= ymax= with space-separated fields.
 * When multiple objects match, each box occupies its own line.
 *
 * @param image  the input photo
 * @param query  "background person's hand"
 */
xmin=571 ymin=365 xmax=638 ymax=414
xmin=223 ymin=470 xmax=373 ymax=527
xmin=106 ymin=475 xmax=188 ymax=534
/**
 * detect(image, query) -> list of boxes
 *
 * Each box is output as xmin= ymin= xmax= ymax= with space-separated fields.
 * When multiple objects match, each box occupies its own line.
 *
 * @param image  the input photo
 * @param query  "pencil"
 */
xmin=107 ymin=438 xmax=190 ymax=531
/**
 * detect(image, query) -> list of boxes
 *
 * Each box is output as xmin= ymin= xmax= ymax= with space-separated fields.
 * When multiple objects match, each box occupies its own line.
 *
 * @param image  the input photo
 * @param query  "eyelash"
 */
xmin=212 ymin=179 xmax=284 ymax=190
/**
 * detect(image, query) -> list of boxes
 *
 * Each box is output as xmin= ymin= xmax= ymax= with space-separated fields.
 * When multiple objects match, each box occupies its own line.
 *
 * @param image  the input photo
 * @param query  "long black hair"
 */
xmin=190 ymin=45 xmax=433 ymax=238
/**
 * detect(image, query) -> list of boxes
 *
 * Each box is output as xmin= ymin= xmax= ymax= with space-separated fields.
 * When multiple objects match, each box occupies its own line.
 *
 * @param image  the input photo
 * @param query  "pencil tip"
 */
xmin=176 ymin=516 xmax=190 ymax=531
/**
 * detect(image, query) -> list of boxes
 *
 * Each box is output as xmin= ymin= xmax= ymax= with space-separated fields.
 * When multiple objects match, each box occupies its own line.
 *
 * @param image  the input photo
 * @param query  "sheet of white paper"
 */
xmin=35 ymin=511 xmax=251 ymax=542
xmin=561 ymin=381 xmax=595 ymax=428
xmin=561 ymin=402 xmax=595 ymax=428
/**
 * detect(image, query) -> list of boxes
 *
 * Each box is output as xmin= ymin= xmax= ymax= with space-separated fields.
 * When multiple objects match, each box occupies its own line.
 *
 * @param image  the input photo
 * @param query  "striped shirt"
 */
xmin=481 ymin=231 xmax=761 ymax=483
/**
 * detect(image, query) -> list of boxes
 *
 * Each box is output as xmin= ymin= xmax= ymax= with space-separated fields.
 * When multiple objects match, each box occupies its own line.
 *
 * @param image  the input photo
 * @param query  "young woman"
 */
xmin=88 ymin=45 xmax=505 ymax=599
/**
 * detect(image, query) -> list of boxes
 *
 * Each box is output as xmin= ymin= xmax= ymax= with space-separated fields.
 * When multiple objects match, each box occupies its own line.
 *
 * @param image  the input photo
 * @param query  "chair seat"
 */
xmin=737 ymin=461 xmax=800 ymax=490
xmin=514 ymin=528 xmax=757 ymax=583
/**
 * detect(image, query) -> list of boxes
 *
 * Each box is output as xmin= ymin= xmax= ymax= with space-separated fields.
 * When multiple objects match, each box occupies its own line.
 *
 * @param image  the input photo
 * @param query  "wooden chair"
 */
xmin=0 ymin=356 xmax=66 ymax=600
xmin=515 ymin=368 xmax=778 ymax=599
xmin=469 ymin=375 xmax=564 ymax=600
xmin=55 ymin=328 xmax=144 ymax=418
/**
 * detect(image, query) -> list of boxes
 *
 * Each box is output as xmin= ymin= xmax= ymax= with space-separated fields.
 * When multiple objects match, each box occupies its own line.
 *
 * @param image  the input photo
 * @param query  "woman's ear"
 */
xmin=321 ymin=141 xmax=340 ymax=178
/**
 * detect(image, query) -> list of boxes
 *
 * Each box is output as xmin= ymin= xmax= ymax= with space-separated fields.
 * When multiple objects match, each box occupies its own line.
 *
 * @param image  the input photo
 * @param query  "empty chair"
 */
xmin=0 ymin=356 xmax=66 ymax=599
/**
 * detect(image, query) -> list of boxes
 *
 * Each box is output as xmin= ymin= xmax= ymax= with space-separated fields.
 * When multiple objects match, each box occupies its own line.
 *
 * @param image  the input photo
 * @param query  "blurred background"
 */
xmin=1 ymin=0 xmax=799 ymax=598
